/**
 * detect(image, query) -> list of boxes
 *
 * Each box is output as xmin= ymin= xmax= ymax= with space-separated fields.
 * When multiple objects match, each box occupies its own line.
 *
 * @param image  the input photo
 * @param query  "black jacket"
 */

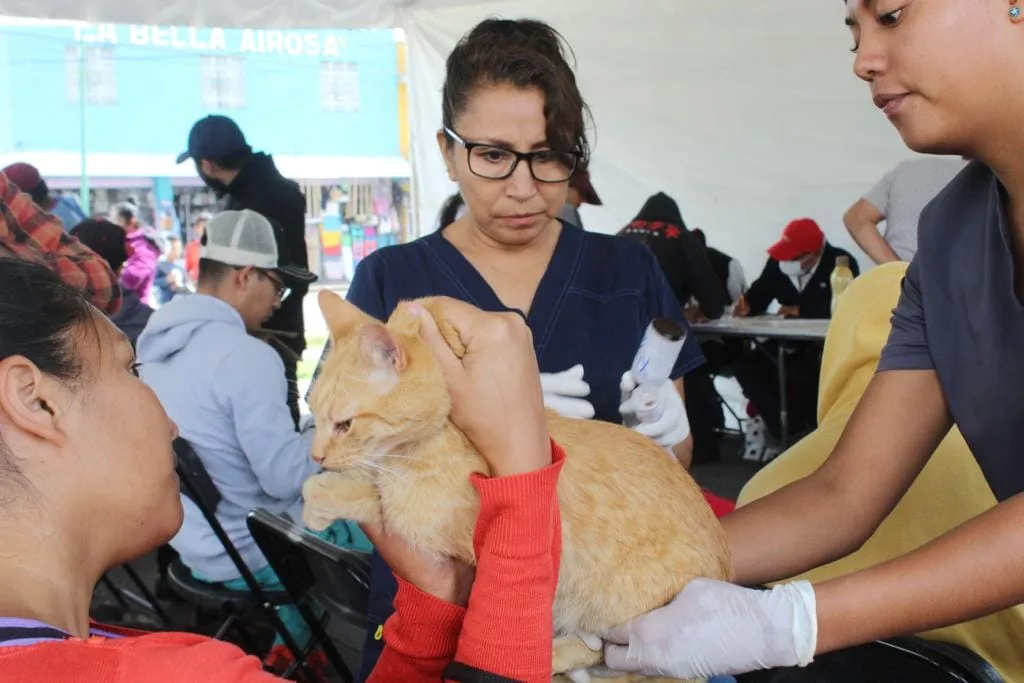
xmin=746 ymin=244 xmax=860 ymax=320
xmin=705 ymin=246 xmax=734 ymax=304
xmin=619 ymin=192 xmax=727 ymax=319
xmin=224 ymin=153 xmax=309 ymax=353
xmin=639 ymin=232 xmax=727 ymax=319
xmin=110 ymin=290 xmax=154 ymax=348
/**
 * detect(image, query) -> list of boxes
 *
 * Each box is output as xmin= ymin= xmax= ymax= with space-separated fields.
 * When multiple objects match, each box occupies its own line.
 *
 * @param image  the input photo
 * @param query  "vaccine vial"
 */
xmin=629 ymin=318 xmax=686 ymax=424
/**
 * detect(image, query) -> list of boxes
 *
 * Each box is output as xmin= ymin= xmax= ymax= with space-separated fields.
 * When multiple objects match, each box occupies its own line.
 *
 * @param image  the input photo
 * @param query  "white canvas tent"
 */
xmin=1 ymin=0 xmax=922 ymax=274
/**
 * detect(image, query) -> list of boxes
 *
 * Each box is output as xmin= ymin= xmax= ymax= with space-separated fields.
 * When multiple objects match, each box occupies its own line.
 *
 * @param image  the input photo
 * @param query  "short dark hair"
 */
xmin=28 ymin=179 xmax=49 ymax=206
xmin=442 ymin=19 xmax=591 ymax=163
xmin=71 ymin=219 xmax=129 ymax=272
xmin=0 ymin=258 xmax=93 ymax=383
xmin=197 ymin=258 xmax=236 ymax=286
xmin=113 ymin=201 xmax=138 ymax=226
xmin=0 ymin=259 xmax=97 ymax=498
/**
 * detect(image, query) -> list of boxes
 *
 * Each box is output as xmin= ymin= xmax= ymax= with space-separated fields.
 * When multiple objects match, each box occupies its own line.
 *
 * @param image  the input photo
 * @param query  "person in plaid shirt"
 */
xmin=0 ymin=172 xmax=121 ymax=314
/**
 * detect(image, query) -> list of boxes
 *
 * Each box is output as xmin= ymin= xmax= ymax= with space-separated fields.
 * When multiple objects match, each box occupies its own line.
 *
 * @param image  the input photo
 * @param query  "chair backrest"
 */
xmin=738 ymin=635 xmax=1003 ymax=683
xmin=247 ymin=508 xmax=371 ymax=627
xmin=172 ymin=438 xmax=266 ymax=597
xmin=173 ymin=437 xmax=221 ymax=512
xmin=171 ymin=441 xmax=315 ymax=674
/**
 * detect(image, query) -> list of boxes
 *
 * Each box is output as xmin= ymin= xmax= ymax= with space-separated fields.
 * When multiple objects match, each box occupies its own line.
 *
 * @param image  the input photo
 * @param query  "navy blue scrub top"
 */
xmin=319 ymin=221 xmax=703 ymax=424
xmin=335 ymin=222 xmax=702 ymax=682
xmin=878 ymin=161 xmax=1024 ymax=502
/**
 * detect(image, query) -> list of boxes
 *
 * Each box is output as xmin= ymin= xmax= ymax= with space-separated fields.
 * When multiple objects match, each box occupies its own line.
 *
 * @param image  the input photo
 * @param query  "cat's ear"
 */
xmin=319 ymin=290 xmax=372 ymax=342
xmin=358 ymin=324 xmax=407 ymax=373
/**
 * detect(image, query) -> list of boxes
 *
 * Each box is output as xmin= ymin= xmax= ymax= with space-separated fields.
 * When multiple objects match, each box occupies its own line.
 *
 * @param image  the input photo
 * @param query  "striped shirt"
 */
xmin=0 ymin=618 xmax=124 ymax=647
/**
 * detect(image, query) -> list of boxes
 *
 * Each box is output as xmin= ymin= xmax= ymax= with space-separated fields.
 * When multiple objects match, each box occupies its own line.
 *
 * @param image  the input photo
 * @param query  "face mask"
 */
xmin=199 ymin=170 xmax=230 ymax=197
xmin=195 ymin=161 xmax=230 ymax=197
xmin=779 ymin=260 xmax=806 ymax=277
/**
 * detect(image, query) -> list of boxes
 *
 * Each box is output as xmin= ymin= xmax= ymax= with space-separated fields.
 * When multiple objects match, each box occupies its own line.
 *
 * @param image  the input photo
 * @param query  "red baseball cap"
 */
xmin=768 ymin=218 xmax=825 ymax=261
xmin=2 ymin=163 xmax=42 ymax=193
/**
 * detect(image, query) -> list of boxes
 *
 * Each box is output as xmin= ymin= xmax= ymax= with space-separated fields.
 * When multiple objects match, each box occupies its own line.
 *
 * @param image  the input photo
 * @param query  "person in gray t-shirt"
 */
xmin=843 ymin=157 xmax=965 ymax=263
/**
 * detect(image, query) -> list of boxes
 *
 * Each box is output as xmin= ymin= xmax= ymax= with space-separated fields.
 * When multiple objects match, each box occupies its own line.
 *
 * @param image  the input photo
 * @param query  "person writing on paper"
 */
xmin=733 ymin=219 xmax=859 ymax=452
xmin=603 ymin=1 xmax=1024 ymax=678
xmin=734 ymin=218 xmax=859 ymax=320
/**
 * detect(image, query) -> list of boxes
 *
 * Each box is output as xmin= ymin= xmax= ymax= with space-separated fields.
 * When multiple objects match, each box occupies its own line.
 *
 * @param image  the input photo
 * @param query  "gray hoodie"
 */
xmin=137 ymin=294 xmax=319 ymax=581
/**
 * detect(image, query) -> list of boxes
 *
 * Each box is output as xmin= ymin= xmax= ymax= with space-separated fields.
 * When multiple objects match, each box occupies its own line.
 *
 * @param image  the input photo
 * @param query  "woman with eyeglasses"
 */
xmin=312 ymin=18 xmax=706 ymax=683
xmin=600 ymin=1 xmax=1024 ymax=679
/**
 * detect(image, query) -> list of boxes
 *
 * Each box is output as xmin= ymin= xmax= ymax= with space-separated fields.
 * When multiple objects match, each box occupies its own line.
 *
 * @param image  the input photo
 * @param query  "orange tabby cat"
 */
xmin=303 ymin=291 xmax=732 ymax=679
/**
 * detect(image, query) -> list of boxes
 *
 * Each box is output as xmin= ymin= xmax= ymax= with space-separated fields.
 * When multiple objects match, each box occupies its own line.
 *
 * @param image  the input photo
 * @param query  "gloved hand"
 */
xmin=619 ymin=371 xmax=691 ymax=448
xmin=540 ymin=365 xmax=595 ymax=419
xmin=604 ymin=578 xmax=818 ymax=679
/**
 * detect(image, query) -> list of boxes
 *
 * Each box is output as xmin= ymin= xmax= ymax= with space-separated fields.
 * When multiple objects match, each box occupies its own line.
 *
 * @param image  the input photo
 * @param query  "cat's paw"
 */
xmin=553 ymin=635 xmax=604 ymax=676
xmin=302 ymin=471 xmax=382 ymax=530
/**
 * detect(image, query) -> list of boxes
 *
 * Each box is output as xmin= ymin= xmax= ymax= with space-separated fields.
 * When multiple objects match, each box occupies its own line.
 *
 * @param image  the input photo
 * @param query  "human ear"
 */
xmin=0 ymin=357 xmax=68 ymax=448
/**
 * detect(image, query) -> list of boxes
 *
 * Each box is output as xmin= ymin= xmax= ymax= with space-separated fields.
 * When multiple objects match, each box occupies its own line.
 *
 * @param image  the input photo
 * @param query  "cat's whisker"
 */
xmin=355 ymin=459 xmax=405 ymax=482
xmin=375 ymin=452 xmax=415 ymax=460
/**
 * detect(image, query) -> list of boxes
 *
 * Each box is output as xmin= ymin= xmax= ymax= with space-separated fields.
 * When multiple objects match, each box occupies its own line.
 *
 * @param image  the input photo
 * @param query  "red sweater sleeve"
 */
xmin=369 ymin=441 xmax=565 ymax=683
xmin=367 ymin=578 xmax=466 ymax=681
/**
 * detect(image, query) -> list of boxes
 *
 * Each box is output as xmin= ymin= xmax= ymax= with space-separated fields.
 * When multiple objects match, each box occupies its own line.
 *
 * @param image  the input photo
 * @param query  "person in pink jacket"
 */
xmin=112 ymin=201 xmax=162 ymax=304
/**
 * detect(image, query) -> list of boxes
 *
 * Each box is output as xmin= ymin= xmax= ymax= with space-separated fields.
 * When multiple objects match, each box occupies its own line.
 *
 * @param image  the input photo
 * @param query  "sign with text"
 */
xmin=72 ymin=24 xmax=348 ymax=59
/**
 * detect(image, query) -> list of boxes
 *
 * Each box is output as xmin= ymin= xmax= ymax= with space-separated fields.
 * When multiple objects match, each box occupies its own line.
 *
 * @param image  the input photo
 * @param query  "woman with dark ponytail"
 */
xmin=311 ymin=17 xmax=707 ymax=683
xmin=435 ymin=192 xmax=466 ymax=231
xmin=0 ymin=259 xmax=281 ymax=681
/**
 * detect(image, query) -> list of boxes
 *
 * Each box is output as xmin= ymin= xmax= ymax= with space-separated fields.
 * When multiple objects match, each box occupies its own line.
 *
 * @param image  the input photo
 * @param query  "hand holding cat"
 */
xmin=619 ymin=372 xmax=691 ymax=449
xmin=540 ymin=365 xmax=596 ymax=419
xmin=360 ymin=521 xmax=477 ymax=607
xmin=603 ymin=577 xmax=818 ymax=678
xmin=407 ymin=298 xmax=551 ymax=478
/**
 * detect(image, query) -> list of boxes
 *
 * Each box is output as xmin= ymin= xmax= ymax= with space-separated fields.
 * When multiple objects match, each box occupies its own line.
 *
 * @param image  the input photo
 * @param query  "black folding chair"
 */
xmin=97 ymin=562 xmax=172 ymax=626
xmin=248 ymin=508 xmax=373 ymax=683
xmin=738 ymin=635 xmax=1003 ymax=683
xmin=169 ymin=437 xmax=314 ymax=679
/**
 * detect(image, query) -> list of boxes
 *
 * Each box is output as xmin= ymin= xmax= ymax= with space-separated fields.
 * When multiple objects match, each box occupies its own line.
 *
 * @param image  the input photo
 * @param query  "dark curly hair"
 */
xmin=442 ymin=18 xmax=591 ymax=163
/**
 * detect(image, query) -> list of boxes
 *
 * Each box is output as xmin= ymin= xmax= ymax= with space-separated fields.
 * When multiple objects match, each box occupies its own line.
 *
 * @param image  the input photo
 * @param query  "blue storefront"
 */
xmin=0 ymin=19 xmax=411 ymax=281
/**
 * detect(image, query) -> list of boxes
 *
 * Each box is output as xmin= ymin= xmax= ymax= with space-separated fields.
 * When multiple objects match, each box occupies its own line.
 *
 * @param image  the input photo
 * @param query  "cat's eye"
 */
xmin=334 ymin=419 xmax=352 ymax=435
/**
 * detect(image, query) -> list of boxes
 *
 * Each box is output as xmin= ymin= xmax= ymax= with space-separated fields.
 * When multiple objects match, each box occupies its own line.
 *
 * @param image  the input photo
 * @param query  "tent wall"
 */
xmin=400 ymin=0 xmax=922 ymax=276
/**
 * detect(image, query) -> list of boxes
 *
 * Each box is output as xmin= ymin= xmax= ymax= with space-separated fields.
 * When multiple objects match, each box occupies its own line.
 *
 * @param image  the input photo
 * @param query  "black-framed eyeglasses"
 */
xmin=444 ymin=127 xmax=580 ymax=183
xmin=241 ymin=267 xmax=291 ymax=301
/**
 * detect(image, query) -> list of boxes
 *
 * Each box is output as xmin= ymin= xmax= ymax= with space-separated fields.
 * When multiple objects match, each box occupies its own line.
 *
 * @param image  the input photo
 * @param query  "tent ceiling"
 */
xmin=0 ymin=0 xmax=477 ymax=28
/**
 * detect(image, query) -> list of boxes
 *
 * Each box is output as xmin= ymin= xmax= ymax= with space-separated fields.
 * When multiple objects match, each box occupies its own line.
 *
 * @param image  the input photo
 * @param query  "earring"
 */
xmin=1012 ymin=0 xmax=1023 ymax=21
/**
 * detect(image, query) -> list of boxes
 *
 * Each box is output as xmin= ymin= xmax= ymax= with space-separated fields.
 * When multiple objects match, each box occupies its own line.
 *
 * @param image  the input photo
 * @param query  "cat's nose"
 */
xmin=312 ymin=452 xmax=325 ymax=464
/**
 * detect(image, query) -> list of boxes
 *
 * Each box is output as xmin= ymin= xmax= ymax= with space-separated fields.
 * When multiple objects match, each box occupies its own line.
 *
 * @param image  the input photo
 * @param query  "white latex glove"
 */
xmin=618 ymin=371 xmax=691 ymax=448
xmin=604 ymin=578 xmax=818 ymax=679
xmin=540 ymin=364 xmax=595 ymax=419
